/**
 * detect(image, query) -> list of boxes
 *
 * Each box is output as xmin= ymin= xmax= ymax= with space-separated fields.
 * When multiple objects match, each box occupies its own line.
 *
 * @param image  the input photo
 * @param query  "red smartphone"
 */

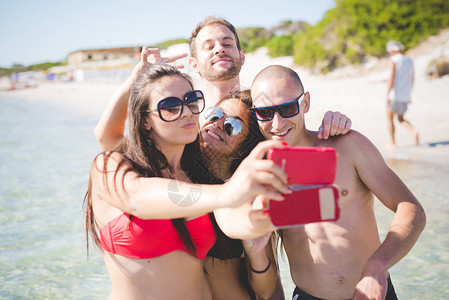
xmin=267 ymin=147 xmax=340 ymax=228
xmin=269 ymin=185 xmax=340 ymax=227
xmin=267 ymin=147 xmax=337 ymax=185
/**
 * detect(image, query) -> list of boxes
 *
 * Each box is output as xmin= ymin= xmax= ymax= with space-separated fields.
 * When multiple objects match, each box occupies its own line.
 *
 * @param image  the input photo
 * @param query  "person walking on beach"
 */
xmin=251 ymin=65 xmax=426 ymax=300
xmin=386 ymin=40 xmax=419 ymax=148
xmin=84 ymin=64 xmax=290 ymax=299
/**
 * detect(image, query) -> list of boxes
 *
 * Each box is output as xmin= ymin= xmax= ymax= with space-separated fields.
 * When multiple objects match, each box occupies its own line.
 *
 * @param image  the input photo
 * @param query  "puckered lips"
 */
xmin=180 ymin=118 xmax=198 ymax=130
xmin=182 ymin=121 xmax=197 ymax=129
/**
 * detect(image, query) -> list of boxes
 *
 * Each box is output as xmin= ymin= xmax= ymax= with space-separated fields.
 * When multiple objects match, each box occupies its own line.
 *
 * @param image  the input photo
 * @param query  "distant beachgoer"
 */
xmin=83 ymin=64 xmax=291 ymax=299
xmin=9 ymin=73 xmax=17 ymax=90
xmin=251 ymin=64 xmax=426 ymax=300
xmin=386 ymin=40 xmax=419 ymax=148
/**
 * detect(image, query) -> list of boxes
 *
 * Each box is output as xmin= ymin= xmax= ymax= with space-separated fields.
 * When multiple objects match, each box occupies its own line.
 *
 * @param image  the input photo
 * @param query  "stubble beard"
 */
xmin=201 ymin=57 xmax=242 ymax=82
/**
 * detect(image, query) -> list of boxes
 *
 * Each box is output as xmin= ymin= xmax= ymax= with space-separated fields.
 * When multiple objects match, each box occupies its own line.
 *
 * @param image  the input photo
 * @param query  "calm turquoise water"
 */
xmin=0 ymin=96 xmax=108 ymax=299
xmin=1 ymin=95 xmax=448 ymax=299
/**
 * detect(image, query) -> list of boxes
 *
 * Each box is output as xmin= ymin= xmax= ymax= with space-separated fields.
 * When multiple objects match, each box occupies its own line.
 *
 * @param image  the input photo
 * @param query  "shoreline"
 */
xmin=1 ymin=45 xmax=449 ymax=165
xmin=0 ymin=80 xmax=119 ymax=119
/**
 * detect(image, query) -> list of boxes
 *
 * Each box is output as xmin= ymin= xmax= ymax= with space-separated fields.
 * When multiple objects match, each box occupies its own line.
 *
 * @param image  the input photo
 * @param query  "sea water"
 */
xmin=0 ymin=95 xmax=448 ymax=299
xmin=0 ymin=96 xmax=108 ymax=299
xmin=278 ymin=155 xmax=449 ymax=299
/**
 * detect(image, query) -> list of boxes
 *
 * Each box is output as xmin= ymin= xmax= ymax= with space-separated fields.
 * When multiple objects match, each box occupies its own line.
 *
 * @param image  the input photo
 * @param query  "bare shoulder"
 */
xmin=90 ymin=151 xmax=127 ymax=177
xmin=90 ymin=151 xmax=139 ymax=200
xmin=323 ymin=130 xmax=383 ymax=167
xmin=326 ymin=130 xmax=375 ymax=151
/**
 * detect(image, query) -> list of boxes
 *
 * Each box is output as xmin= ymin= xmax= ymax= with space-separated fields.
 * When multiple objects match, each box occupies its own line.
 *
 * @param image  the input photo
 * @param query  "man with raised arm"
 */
xmin=94 ymin=16 xmax=352 ymax=151
xmin=93 ymin=17 xmax=353 ymax=300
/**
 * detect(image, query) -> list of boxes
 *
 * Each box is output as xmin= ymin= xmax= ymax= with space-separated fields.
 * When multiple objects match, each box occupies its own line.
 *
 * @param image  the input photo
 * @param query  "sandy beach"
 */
xmin=2 ymin=31 xmax=448 ymax=164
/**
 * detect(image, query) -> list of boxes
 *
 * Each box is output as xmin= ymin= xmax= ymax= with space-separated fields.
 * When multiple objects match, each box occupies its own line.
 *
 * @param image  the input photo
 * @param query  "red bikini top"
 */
xmin=100 ymin=213 xmax=216 ymax=260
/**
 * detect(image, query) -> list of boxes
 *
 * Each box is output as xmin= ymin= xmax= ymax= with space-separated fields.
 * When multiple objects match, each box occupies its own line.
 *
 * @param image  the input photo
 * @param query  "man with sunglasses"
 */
xmin=94 ymin=16 xmax=351 ymax=151
xmin=251 ymin=65 xmax=426 ymax=300
xmin=93 ymin=16 xmax=354 ymax=300
xmin=188 ymin=16 xmax=351 ymax=138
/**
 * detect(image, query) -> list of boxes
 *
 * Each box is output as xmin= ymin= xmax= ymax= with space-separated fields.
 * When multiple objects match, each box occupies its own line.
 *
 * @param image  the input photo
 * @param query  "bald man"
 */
xmin=251 ymin=65 xmax=426 ymax=300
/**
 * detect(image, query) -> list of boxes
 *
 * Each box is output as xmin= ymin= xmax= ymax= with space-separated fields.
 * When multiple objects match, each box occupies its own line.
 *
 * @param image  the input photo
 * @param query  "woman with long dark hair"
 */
xmin=84 ymin=64 xmax=289 ymax=299
xmin=91 ymin=45 xmax=354 ymax=299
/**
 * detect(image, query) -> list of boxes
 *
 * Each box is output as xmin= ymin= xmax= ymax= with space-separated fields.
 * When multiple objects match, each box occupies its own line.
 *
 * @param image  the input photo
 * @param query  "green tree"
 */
xmin=293 ymin=0 xmax=449 ymax=72
xmin=237 ymin=27 xmax=272 ymax=53
xmin=266 ymin=35 xmax=294 ymax=57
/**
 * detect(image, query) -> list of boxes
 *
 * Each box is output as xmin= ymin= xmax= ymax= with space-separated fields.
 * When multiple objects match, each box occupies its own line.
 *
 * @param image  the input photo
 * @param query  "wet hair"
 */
xmin=189 ymin=16 xmax=242 ymax=59
xmin=84 ymin=64 xmax=221 ymax=257
xmin=217 ymin=89 xmax=266 ymax=173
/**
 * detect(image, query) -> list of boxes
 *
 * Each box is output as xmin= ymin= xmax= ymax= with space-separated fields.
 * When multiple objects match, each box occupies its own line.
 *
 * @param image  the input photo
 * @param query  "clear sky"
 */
xmin=0 ymin=0 xmax=335 ymax=68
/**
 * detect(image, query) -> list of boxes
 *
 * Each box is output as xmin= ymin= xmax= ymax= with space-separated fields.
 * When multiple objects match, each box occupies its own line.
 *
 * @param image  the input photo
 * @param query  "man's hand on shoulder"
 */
xmin=318 ymin=111 xmax=352 ymax=140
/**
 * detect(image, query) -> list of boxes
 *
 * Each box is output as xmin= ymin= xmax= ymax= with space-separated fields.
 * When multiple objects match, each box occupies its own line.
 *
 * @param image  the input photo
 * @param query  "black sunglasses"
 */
xmin=204 ymin=106 xmax=243 ymax=136
xmin=145 ymin=90 xmax=205 ymax=122
xmin=252 ymin=92 xmax=304 ymax=121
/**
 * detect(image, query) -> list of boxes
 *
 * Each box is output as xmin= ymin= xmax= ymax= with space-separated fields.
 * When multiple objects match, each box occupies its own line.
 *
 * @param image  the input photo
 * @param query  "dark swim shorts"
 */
xmin=292 ymin=277 xmax=398 ymax=300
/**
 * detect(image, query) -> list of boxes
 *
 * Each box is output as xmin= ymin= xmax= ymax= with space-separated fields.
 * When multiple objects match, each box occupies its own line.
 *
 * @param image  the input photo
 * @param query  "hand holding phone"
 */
xmin=267 ymin=147 xmax=340 ymax=228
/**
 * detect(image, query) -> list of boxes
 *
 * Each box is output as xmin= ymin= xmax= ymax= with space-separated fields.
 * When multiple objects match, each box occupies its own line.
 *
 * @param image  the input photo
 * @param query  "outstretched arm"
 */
xmin=94 ymin=47 xmax=188 ymax=151
xmin=318 ymin=111 xmax=352 ymax=140
xmin=349 ymin=132 xmax=426 ymax=299
xmin=214 ymin=141 xmax=291 ymax=240
xmin=213 ymin=201 xmax=272 ymax=240
xmin=92 ymin=141 xmax=289 ymax=220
